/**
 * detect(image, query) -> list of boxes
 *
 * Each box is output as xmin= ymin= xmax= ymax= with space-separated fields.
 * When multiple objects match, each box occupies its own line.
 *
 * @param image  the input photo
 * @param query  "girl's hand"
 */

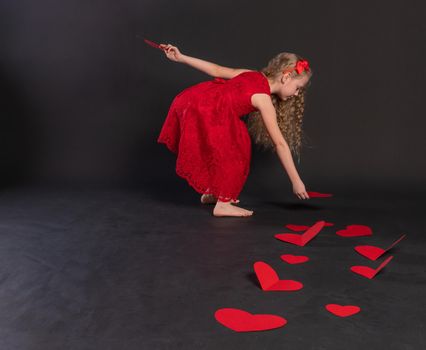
xmin=160 ymin=43 xmax=184 ymax=63
xmin=292 ymin=179 xmax=310 ymax=200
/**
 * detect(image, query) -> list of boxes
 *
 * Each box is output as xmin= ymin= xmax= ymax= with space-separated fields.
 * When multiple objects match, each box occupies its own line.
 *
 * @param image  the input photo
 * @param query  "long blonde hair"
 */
xmin=247 ymin=52 xmax=313 ymax=162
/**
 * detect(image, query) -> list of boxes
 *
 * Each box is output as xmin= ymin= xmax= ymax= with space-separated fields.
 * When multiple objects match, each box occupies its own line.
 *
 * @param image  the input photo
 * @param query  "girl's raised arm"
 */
xmin=161 ymin=43 xmax=251 ymax=79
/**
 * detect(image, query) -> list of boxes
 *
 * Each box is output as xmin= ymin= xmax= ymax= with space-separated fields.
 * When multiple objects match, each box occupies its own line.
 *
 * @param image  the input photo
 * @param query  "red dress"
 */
xmin=157 ymin=71 xmax=271 ymax=202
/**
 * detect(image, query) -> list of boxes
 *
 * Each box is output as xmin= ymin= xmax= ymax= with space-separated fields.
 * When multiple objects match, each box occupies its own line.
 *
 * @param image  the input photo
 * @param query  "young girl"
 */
xmin=157 ymin=43 xmax=313 ymax=217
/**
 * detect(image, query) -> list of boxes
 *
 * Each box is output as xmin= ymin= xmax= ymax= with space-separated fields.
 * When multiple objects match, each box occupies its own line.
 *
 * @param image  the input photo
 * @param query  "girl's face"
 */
xmin=279 ymin=74 xmax=311 ymax=101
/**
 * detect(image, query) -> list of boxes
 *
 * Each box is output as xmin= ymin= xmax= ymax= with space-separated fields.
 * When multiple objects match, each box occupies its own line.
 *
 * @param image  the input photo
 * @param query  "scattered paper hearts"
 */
xmin=355 ymin=234 xmax=406 ymax=260
xmin=350 ymin=255 xmax=394 ymax=279
xmin=275 ymin=221 xmax=325 ymax=246
xmin=280 ymin=254 xmax=310 ymax=264
xmin=336 ymin=224 xmax=373 ymax=237
xmin=325 ymin=304 xmax=361 ymax=317
xmin=306 ymin=191 xmax=333 ymax=198
xmin=254 ymin=261 xmax=303 ymax=291
xmin=285 ymin=222 xmax=334 ymax=231
xmin=215 ymin=308 xmax=287 ymax=332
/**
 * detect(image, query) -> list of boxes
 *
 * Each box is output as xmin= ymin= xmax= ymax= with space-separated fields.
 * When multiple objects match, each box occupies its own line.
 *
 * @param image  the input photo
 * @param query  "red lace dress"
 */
xmin=157 ymin=71 xmax=271 ymax=202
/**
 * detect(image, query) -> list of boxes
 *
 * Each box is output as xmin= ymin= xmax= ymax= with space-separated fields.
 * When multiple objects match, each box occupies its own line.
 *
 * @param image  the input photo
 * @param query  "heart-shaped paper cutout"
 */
xmin=280 ymin=254 xmax=309 ymax=264
xmin=215 ymin=308 xmax=287 ymax=332
xmin=354 ymin=234 xmax=406 ymax=260
xmin=285 ymin=224 xmax=311 ymax=231
xmin=350 ymin=255 xmax=393 ymax=279
xmin=275 ymin=221 xmax=325 ymax=246
xmin=336 ymin=224 xmax=372 ymax=237
xmin=307 ymin=191 xmax=333 ymax=198
xmin=355 ymin=245 xmax=384 ymax=261
xmin=325 ymin=304 xmax=361 ymax=317
xmin=254 ymin=261 xmax=303 ymax=291
xmin=285 ymin=222 xmax=334 ymax=231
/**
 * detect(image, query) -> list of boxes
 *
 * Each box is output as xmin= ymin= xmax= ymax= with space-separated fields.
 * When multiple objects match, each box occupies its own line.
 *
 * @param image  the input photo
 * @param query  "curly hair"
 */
xmin=246 ymin=52 xmax=313 ymax=162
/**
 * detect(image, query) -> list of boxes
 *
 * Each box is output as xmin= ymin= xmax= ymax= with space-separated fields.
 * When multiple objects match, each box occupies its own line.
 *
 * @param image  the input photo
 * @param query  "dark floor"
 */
xmin=0 ymin=183 xmax=425 ymax=350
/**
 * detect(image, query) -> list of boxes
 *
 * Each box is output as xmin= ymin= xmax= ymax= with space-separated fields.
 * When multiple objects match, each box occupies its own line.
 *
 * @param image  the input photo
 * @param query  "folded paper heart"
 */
xmin=306 ymin=191 xmax=333 ymax=198
xmin=350 ymin=255 xmax=393 ymax=279
xmin=336 ymin=224 xmax=373 ymax=237
xmin=285 ymin=222 xmax=334 ymax=231
xmin=214 ymin=308 xmax=287 ymax=332
xmin=325 ymin=304 xmax=361 ymax=317
xmin=254 ymin=261 xmax=303 ymax=291
xmin=355 ymin=234 xmax=406 ymax=260
xmin=143 ymin=38 xmax=166 ymax=50
xmin=275 ymin=220 xmax=325 ymax=246
xmin=280 ymin=254 xmax=309 ymax=264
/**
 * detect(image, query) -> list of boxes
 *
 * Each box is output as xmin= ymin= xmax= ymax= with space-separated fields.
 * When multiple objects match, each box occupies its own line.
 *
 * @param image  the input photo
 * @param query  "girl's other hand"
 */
xmin=292 ymin=180 xmax=310 ymax=200
xmin=160 ymin=43 xmax=183 ymax=63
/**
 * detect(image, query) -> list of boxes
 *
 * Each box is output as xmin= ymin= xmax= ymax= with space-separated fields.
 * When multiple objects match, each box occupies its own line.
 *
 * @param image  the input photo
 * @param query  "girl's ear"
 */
xmin=281 ymin=72 xmax=292 ymax=84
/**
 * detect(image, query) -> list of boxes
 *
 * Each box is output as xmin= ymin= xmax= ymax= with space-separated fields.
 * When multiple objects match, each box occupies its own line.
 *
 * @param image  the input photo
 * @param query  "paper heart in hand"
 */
xmin=355 ymin=234 xmax=406 ymax=260
xmin=285 ymin=222 xmax=334 ymax=231
xmin=275 ymin=221 xmax=325 ymax=246
xmin=336 ymin=224 xmax=373 ymax=237
xmin=350 ymin=255 xmax=393 ymax=279
xmin=143 ymin=38 xmax=165 ymax=50
xmin=254 ymin=262 xmax=303 ymax=291
xmin=214 ymin=308 xmax=287 ymax=332
xmin=325 ymin=304 xmax=361 ymax=317
xmin=306 ymin=191 xmax=333 ymax=198
xmin=280 ymin=254 xmax=309 ymax=264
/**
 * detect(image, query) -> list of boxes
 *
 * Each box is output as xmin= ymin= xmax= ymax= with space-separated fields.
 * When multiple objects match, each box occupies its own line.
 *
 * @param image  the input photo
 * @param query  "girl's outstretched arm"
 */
xmin=252 ymin=94 xmax=310 ymax=200
xmin=161 ymin=43 xmax=251 ymax=79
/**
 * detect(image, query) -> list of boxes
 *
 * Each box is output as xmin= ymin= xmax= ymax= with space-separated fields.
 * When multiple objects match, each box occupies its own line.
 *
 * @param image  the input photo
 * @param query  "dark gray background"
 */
xmin=1 ymin=2 xmax=426 ymax=349
xmin=1 ymin=0 xmax=425 ymax=192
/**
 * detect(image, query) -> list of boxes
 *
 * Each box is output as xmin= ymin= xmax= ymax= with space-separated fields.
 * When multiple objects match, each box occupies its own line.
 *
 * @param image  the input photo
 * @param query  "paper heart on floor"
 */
xmin=285 ymin=222 xmax=334 ymax=231
xmin=280 ymin=254 xmax=309 ymax=264
xmin=254 ymin=261 xmax=303 ymax=291
xmin=336 ymin=224 xmax=373 ymax=237
xmin=306 ymin=191 xmax=333 ymax=198
xmin=355 ymin=234 xmax=406 ymax=260
xmin=214 ymin=308 xmax=287 ymax=332
xmin=275 ymin=221 xmax=325 ymax=246
xmin=325 ymin=304 xmax=361 ymax=317
xmin=350 ymin=255 xmax=394 ymax=279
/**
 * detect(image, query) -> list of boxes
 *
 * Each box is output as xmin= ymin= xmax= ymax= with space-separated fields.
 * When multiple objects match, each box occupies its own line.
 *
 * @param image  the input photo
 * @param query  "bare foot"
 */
xmin=201 ymin=194 xmax=240 ymax=204
xmin=213 ymin=200 xmax=254 ymax=217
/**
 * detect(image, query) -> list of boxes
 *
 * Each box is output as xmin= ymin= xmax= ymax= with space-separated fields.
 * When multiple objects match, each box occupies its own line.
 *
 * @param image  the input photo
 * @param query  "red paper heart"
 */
xmin=336 ymin=224 xmax=372 ymax=237
xmin=254 ymin=261 xmax=303 ymax=291
xmin=355 ymin=245 xmax=385 ymax=261
xmin=280 ymin=254 xmax=309 ymax=264
xmin=215 ymin=308 xmax=287 ymax=332
xmin=275 ymin=221 xmax=325 ymax=246
xmin=355 ymin=234 xmax=406 ymax=260
xmin=350 ymin=255 xmax=393 ymax=279
xmin=143 ymin=38 xmax=166 ymax=50
xmin=285 ymin=222 xmax=334 ymax=231
xmin=307 ymin=191 xmax=333 ymax=198
xmin=325 ymin=304 xmax=361 ymax=317
xmin=285 ymin=224 xmax=311 ymax=231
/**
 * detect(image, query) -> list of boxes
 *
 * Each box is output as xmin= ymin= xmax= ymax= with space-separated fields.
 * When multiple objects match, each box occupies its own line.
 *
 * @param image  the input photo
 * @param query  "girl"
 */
xmin=157 ymin=43 xmax=312 ymax=217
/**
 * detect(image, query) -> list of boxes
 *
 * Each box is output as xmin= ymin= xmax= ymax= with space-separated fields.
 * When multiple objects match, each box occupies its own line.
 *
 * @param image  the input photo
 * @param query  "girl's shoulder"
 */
xmin=231 ymin=70 xmax=271 ymax=95
xmin=232 ymin=70 xmax=263 ymax=79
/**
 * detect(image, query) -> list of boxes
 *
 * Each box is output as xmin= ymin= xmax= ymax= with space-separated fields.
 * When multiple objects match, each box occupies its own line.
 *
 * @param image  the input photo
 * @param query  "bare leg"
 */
xmin=201 ymin=194 xmax=239 ymax=204
xmin=213 ymin=199 xmax=254 ymax=217
xmin=200 ymin=188 xmax=240 ymax=204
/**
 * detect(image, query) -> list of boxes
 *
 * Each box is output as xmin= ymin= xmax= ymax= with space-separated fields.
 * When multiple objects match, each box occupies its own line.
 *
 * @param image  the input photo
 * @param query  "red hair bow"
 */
xmin=295 ymin=59 xmax=310 ymax=74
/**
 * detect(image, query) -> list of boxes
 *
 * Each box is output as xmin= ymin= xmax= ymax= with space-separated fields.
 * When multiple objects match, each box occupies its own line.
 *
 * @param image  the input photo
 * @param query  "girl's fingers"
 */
xmin=297 ymin=193 xmax=307 ymax=200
